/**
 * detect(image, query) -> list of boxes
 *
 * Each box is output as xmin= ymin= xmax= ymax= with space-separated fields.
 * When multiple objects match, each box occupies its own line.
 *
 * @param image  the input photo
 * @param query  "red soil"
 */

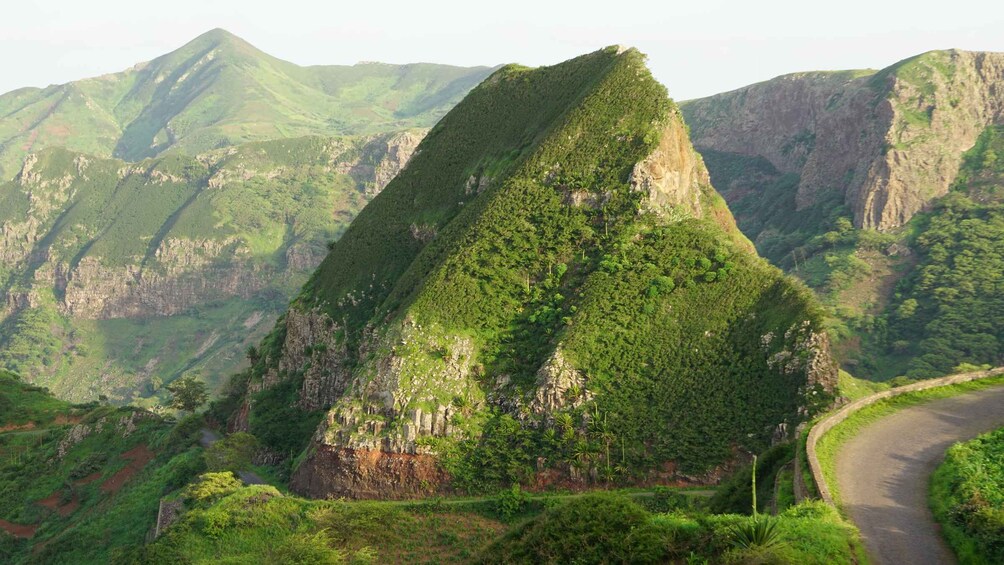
xmin=0 ymin=421 xmax=35 ymax=432
xmin=100 ymin=444 xmax=155 ymax=494
xmin=36 ymin=492 xmax=61 ymax=510
xmin=73 ymin=471 xmax=102 ymax=486
xmin=37 ymin=491 xmax=79 ymax=517
xmin=0 ymin=518 xmax=37 ymax=539
xmin=0 ymin=414 xmax=81 ymax=433
xmin=52 ymin=414 xmax=83 ymax=425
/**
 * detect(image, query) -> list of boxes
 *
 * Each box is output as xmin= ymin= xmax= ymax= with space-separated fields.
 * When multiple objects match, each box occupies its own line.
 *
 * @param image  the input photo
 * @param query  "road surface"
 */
xmin=836 ymin=384 xmax=1004 ymax=565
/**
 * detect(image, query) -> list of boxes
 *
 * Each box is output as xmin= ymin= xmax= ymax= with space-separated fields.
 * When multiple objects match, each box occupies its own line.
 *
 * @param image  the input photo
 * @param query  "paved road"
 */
xmin=836 ymin=385 xmax=1004 ymax=565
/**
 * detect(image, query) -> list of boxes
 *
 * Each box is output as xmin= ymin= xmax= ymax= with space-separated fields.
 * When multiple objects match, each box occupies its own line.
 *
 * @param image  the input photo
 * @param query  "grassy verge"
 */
xmin=816 ymin=374 xmax=1004 ymax=506
xmin=134 ymin=481 xmax=864 ymax=564
xmin=930 ymin=428 xmax=1004 ymax=565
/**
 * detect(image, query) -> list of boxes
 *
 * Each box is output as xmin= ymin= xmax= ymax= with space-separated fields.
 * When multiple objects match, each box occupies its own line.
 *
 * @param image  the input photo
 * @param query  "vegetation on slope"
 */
xmin=128 ymin=481 xmax=862 ymax=565
xmin=0 ymin=134 xmax=396 ymax=403
xmin=228 ymin=47 xmax=833 ymax=496
xmin=0 ymin=28 xmax=493 ymax=179
xmin=698 ymin=119 xmax=1004 ymax=381
xmin=931 ymin=427 xmax=1004 ymax=565
xmin=0 ymin=371 xmax=204 ymax=564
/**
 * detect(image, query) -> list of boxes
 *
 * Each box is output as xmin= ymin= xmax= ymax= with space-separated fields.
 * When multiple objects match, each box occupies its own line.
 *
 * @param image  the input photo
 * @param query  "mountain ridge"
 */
xmin=0 ymin=28 xmax=495 ymax=179
xmin=217 ymin=46 xmax=837 ymax=500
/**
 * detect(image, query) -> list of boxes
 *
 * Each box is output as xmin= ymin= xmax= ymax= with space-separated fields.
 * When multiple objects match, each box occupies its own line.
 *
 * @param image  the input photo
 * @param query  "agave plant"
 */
xmin=729 ymin=515 xmax=784 ymax=550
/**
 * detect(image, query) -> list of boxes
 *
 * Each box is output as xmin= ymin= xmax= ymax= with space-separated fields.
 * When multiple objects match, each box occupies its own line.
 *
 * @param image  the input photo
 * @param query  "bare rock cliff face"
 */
xmin=0 ymin=133 xmax=424 ymax=322
xmin=682 ymin=50 xmax=1004 ymax=230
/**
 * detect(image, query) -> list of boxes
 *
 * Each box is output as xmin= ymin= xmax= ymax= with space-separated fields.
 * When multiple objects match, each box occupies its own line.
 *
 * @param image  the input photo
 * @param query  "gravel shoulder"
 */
xmin=836 ymin=384 xmax=1004 ymax=565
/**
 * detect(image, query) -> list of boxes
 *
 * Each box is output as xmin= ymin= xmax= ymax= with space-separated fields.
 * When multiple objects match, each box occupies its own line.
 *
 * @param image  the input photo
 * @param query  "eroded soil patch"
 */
xmin=100 ymin=444 xmax=155 ymax=494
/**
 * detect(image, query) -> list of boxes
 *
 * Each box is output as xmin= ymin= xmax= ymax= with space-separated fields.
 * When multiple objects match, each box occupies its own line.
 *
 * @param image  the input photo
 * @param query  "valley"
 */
xmin=1 ymin=22 xmax=1003 ymax=565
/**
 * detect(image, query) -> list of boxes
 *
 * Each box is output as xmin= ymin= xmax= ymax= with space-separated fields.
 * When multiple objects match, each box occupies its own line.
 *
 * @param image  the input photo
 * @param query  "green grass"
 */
xmin=838 ymin=370 xmax=890 ymax=403
xmin=0 ymin=29 xmax=493 ymax=180
xmin=129 ymin=484 xmax=863 ymax=565
xmin=231 ymin=46 xmax=835 ymax=492
xmin=0 ymin=370 xmax=73 ymax=426
xmin=0 ymin=133 xmax=391 ymax=403
xmin=0 ymin=376 xmax=205 ymax=564
xmin=930 ymin=427 xmax=1004 ymax=565
xmin=815 ymin=374 xmax=1004 ymax=506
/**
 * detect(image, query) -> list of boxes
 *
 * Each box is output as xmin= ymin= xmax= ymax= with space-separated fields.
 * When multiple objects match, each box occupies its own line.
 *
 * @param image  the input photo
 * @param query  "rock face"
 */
xmin=235 ymin=47 xmax=836 ymax=500
xmin=682 ymin=50 xmax=1004 ymax=230
xmin=0 ymin=133 xmax=423 ymax=401
xmin=290 ymin=446 xmax=448 ymax=499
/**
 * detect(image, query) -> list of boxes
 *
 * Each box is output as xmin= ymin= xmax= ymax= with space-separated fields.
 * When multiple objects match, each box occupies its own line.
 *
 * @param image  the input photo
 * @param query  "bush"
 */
xmin=184 ymin=472 xmax=243 ymax=504
xmin=495 ymin=483 xmax=532 ymax=521
xmin=478 ymin=493 xmax=666 ymax=564
xmin=931 ymin=428 xmax=1004 ymax=564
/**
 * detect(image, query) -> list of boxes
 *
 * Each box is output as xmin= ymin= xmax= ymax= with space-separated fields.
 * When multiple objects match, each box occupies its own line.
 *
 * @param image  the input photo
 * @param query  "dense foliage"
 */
xmin=883 ymin=195 xmax=1004 ymax=377
xmin=878 ymin=127 xmax=1004 ymax=377
xmin=0 ymin=372 xmax=204 ymax=564
xmin=231 ymin=47 xmax=833 ymax=490
xmin=480 ymin=495 xmax=863 ymax=564
xmin=931 ymin=427 xmax=1004 ymax=564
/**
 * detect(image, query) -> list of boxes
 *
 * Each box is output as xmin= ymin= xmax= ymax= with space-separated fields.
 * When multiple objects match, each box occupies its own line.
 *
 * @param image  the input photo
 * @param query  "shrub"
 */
xmin=184 ymin=472 xmax=243 ymax=504
xmin=478 ymin=493 xmax=666 ymax=564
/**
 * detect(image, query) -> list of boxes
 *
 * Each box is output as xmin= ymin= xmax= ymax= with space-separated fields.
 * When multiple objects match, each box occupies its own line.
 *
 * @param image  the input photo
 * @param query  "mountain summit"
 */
xmin=0 ymin=29 xmax=495 ymax=179
xmin=221 ymin=47 xmax=837 ymax=499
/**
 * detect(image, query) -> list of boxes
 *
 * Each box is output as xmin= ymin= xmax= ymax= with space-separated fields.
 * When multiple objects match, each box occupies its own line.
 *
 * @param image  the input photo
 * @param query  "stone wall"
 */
xmin=805 ymin=367 xmax=1004 ymax=505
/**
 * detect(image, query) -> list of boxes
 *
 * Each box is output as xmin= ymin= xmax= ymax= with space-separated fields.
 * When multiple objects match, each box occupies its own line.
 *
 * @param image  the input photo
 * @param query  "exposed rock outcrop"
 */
xmin=682 ymin=50 xmax=1004 ymax=230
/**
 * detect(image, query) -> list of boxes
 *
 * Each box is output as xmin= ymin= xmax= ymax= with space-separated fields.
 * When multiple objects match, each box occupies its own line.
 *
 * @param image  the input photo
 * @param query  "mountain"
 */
xmin=0 ymin=132 xmax=422 ymax=403
xmin=217 ymin=47 xmax=838 ymax=500
xmin=0 ymin=28 xmax=495 ymax=180
xmin=681 ymin=50 xmax=1004 ymax=378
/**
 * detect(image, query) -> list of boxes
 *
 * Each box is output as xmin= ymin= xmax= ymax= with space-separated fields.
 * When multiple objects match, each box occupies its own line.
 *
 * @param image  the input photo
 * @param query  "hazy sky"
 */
xmin=2 ymin=0 xmax=1002 ymax=100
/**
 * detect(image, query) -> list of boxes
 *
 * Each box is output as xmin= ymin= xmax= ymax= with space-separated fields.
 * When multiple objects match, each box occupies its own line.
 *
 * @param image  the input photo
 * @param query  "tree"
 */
xmin=205 ymin=432 xmax=259 ymax=471
xmin=167 ymin=375 xmax=208 ymax=413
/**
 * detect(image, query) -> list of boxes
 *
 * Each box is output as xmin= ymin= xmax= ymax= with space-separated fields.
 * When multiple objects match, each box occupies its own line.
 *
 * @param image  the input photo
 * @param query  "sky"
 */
xmin=2 ymin=0 xmax=1003 ymax=100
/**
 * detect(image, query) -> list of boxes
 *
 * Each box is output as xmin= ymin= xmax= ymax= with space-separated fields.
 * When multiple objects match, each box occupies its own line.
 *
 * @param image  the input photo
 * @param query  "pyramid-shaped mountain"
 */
xmin=222 ymin=47 xmax=838 ymax=498
xmin=0 ymin=28 xmax=494 ymax=179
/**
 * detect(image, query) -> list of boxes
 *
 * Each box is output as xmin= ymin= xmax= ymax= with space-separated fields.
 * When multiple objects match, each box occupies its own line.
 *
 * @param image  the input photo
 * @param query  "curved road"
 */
xmin=836 ymin=384 xmax=1004 ymax=565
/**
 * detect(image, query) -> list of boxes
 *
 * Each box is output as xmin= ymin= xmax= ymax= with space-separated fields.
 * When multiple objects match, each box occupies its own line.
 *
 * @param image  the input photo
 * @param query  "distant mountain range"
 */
xmin=0 ymin=28 xmax=495 ymax=180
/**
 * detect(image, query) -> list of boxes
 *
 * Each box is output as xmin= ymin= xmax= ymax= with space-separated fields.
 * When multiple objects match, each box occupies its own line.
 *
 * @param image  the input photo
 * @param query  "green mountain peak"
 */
xmin=219 ymin=47 xmax=837 ymax=499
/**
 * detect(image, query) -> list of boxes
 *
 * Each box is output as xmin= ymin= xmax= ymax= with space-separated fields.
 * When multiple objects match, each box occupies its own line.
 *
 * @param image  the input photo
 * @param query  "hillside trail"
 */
xmin=199 ymin=429 xmax=266 ymax=485
xmin=835 ymin=384 xmax=1004 ymax=565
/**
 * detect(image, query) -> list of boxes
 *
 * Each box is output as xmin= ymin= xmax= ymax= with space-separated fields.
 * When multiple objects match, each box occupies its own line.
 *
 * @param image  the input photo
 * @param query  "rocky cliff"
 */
xmin=228 ymin=47 xmax=837 ymax=500
xmin=682 ymin=50 xmax=1004 ymax=230
xmin=0 ymin=132 xmax=423 ymax=402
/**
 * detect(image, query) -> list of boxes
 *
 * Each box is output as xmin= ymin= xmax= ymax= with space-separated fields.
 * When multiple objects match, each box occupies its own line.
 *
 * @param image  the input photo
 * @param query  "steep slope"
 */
xmin=0 ymin=28 xmax=494 ymax=180
xmin=682 ymin=50 xmax=1004 ymax=379
xmin=683 ymin=50 xmax=1004 ymax=233
xmin=0 ymin=370 xmax=204 ymax=564
xmin=223 ymin=47 xmax=837 ymax=499
xmin=0 ymin=132 xmax=422 ymax=403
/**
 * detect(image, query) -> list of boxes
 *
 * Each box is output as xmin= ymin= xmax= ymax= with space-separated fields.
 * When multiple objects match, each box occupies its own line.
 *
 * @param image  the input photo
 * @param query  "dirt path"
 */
xmin=836 ymin=384 xmax=1004 ymax=565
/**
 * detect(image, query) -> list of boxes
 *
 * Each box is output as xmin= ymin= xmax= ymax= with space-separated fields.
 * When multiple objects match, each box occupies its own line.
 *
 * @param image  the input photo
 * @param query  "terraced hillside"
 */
xmin=0 ymin=370 xmax=204 ymax=564
xmin=218 ymin=47 xmax=838 ymax=499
